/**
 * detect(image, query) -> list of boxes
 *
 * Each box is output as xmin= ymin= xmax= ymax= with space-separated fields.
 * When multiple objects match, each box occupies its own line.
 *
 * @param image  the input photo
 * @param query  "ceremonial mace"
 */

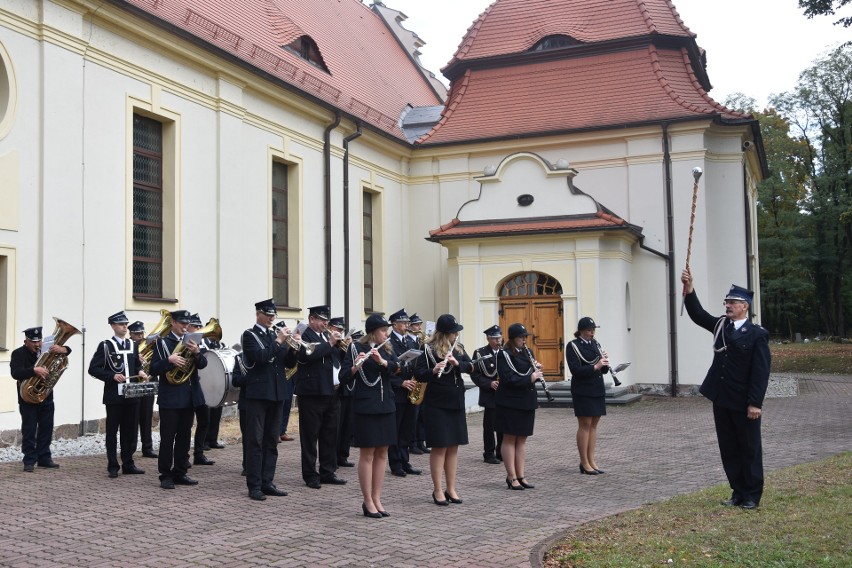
xmin=680 ymin=167 xmax=703 ymax=315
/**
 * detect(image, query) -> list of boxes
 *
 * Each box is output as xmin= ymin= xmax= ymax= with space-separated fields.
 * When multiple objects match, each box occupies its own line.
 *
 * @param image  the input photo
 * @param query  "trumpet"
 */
xmin=273 ymin=320 xmax=320 ymax=355
xmin=524 ymin=345 xmax=554 ymax=402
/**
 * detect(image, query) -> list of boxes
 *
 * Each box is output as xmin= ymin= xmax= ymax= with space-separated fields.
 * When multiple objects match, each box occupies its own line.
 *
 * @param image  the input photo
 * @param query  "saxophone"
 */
xmin=19 ymin=318 xmax=82 ymax=404
xmin=409 ymin=337 xmax=459 ymax=405
xmin=165 ymin=318 xmax=222 ymax=385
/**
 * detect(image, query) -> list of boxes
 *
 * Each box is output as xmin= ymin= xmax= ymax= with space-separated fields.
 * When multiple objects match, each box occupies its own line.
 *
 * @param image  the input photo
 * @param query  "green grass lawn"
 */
xmin=769 ymin=341 xmax=852 ymax=374
xmin=544 ymin=453 xmax=851 ymax=567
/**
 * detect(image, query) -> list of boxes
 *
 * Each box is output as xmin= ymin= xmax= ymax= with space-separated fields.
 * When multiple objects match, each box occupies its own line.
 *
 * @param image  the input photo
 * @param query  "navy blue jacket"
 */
xmin=470 ymin=345 xmax=501 ymax=408
xmin=150 ymin=332 xmax=207 ymax=409
xmin=389 ymin=331 xmax=416 ymax=395
xmin=415 ymin=343 xmax=473 ymax=410
xmin=88 ymin=337 xmax=144 ymax=405
xmin=293 ymin=326 xmax=340 ymax=397
xmin=566 ymin=338 xmax=607 ymax=398
xmin=241 ymin=325 xmax=292 ymax=402
xmin=10 ymin=344 xmax=72 ymax=405
xmin=685 ymin=291 xmax=771 ymax=411
xmin=495 ymin=347 xmax=538 ymax=411
xmin=339 ymin=342 xmax=398 ymax=414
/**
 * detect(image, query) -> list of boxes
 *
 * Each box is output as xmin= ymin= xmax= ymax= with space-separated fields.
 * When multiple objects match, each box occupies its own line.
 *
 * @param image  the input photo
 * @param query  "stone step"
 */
xmin=536 ymin=383 xmax=643 ymax=408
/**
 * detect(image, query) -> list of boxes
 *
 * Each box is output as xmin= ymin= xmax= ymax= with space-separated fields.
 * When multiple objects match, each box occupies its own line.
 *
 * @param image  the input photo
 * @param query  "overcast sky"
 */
xmin=385 ymin=0 xmax=850 ymax=109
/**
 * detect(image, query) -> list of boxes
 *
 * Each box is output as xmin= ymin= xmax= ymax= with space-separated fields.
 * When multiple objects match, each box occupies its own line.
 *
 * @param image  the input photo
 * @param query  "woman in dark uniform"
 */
xmin=340 ymin=314 xmax=399 ymax=519
xmin=415 ymin=314 xmax=472 ymax=506
xmin=495 ymin=323 xmax=541 ymax=490
xmin=565 ymin=317 xmax=608 ymax=475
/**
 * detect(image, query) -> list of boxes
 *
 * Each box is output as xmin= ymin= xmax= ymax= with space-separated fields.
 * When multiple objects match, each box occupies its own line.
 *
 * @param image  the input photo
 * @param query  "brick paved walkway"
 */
xmin=0 ymin=375 xmax=849 ymax=567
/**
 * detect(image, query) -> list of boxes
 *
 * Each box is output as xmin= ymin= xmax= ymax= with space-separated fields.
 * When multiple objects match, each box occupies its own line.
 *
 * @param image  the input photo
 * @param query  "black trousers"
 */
xmin=205 ymin=406 xmax=223 ymax=445
xmin=389 ymin=399 xmax=416 ymax=472
xmin=243 ymin=397 xmax=283 ymax=492
xmin=137 ymin=394 xmax=155 ymax=453
xmin=105 ymin=402 xmax=140 ymax=472
xmin=298 ymin=395 xmax=339 ymax=482
xmin=482 ymin=406 xmax=503 ymax=459
xmin=279 ymin=377 xmax=296 ymax=435
xmin=19 ymin=401 xmax=54 ymax=466
xmin=337 ymin=395 xmax=354 ymax=463
xmin=713 ymin=404 xmax=764 ymax=504
xmin=414 ymin=404 xmax=426 ymax=446
xmin=193 ymin=405 xmax=210 ymax=456
xmin=158 ymin=406 xmax=194 ymax=480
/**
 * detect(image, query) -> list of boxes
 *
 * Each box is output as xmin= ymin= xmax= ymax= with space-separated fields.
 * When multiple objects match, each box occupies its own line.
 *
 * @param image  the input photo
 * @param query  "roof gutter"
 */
xmin=324 ymin=112 xmax=342 ymax=306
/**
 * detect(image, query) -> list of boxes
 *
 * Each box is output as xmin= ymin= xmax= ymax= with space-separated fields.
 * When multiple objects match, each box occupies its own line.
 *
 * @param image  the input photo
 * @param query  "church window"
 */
xmin=132 ymin=114 xmax=164 ymax=299
xmin=500 ymin=272 xmax=563 ymax=297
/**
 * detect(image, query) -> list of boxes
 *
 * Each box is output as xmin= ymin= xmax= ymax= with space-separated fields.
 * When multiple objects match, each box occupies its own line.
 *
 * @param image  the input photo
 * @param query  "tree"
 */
xmin=799 ymin=0 xmax=852 ymax=27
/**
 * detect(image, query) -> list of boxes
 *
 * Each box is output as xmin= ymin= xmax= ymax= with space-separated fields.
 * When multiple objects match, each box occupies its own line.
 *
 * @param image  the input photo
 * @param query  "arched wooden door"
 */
xmin=498 ymin=272 xmax=564 ymax=381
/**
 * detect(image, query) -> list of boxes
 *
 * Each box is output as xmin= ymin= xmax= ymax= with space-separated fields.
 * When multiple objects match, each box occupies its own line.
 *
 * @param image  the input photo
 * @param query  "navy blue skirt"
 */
xmin=423 ymin=405 xmax=468 ymax=448
xmin=353 ymin=412 xmax=397 ymax=448
xmin=495 ymin=406 xmax=535 ymax=437
xmin=572 ymin=395 xmax=606 ymax=417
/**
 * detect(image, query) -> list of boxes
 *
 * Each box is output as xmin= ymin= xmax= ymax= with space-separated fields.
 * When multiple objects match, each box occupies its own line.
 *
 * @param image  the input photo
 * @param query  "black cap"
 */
xmin=436 ymin=314 xmax=463 ymax=334
xmin=484 ymin=325 xmax=502 ymax=337
xmin=365 ymin=314 xmax=391 ymax=333
xmin=577 ymin=317 xmax=599 ymax=331
xmin=128 ymin=321 xmax=145 ymax=333
xmin=108 ymin=311 xmax=129 ymax=325
xmin=328 ymin=317 xmax=345 ymax=329
xmin=508 ymin=323 xmax=528 ymax=340
xmin=170 ymin=310 xmax=192 ymax=323
xmin=409 ymin=313 xmax=423 ymax=324
xmin=351 ymin=330 xmax=365 ymax=340
xmin=255 ymin=299 xmax=277 ymax=316
xmin=23 ymin=327 xmax=43 ymax=341
xmin=724 ymin=285 xmax=753 ymax=304
xmin=189 ymin=313 xmax=203 ymax=326
xmin=308 ymin=305 xmax=331 ymax=320
xmin=388 ymin=309 xmax=409 ymax=323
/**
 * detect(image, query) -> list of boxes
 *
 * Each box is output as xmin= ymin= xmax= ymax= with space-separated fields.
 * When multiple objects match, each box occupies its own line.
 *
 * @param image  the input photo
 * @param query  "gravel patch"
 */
xmin=0 ymin=432 xmax=162 ymax=463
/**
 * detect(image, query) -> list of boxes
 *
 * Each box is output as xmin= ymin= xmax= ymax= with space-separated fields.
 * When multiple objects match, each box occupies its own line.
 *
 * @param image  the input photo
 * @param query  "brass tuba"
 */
xmin=138 ymin=309 xmax=172 ymax=374
xmin=19 ymin=318 xmax=82 ymax=404
xmin=165 ymin=317 xmax=222 ymax=385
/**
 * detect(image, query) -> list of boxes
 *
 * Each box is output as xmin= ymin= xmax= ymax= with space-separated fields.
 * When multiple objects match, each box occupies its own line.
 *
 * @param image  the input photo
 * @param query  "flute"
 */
xmin=524 ymin=346 xmax=554 ymax=402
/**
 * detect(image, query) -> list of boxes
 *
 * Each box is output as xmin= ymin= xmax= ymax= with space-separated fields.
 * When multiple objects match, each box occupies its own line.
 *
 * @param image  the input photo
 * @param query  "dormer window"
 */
xmin=282 ymin=35 xmax=330 ymax=73
xmin=531 ymin=35 xmax=580 ymax=52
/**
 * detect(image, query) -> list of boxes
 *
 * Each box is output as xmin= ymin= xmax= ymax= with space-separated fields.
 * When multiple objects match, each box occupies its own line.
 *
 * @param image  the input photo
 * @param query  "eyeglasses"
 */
xmin=723 ymin=300 xmax=746 ymax=306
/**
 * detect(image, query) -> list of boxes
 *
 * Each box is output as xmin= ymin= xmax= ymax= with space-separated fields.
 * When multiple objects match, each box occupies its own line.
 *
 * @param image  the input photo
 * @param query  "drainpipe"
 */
xmin=323 ymin=112 xmax=342 ymax=306
xmin=342 ymin=123 xmax=362 ymax=328
xmin=742 ymin=164 xmax=754 ymax=317
xmin=662 ymin=122 xmax=679 ymax=397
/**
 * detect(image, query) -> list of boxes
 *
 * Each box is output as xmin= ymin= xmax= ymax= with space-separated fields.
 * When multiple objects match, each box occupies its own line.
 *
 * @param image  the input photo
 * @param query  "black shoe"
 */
xmin=580 ymin=464 xmax=600 ymax=475
xmin=391 ymin=470 xmax=406 ymax=477
xmin=142 ymin=451 xmax=159 ymax=458
xmin=496 ymin=455 xmax=503 ymax=462
xmin=23 ymin=464 xmax=34 ymax=472
xmin=261 ymin=484 xmax=287 ymax=496
xmin=37 ymin=460 xmax=59 ymax=469
xmin=209 ymin=442 xmax=226 ymax=449
xmin=306 ymin=479 xmax=322 ymax=489
xmin=173 ymin=475 xmax=198 ymax=486
xmin=444 ymin=490 xmax=463 ymax=504
xmin=193 ymin=455 xmax=215 ymax=466
xmin=517 ymin=477 xmax=535 ymax=489
xmin=409 ymin=446 xmax=424 ymax=455
xmin=403 ymin=466 xmax=421 ymax=475
xmin=241 ymin=469 xmax=246 ymax=476
xmin=432 ymin=491 xmax=449 ymax=506
xmin=484 ymin=456 xmax=501 ymax=464
xmin=720 ymin=498 xmax=741 ymax=507
xmin=419 ymin=444 xmax=431 ymax=454
xmin=320 ymin=475 xmax=347 ymax=485
xmin=182 ymin=461 xmax=192 ymax=470
xmin=338 ymin=460 xmax=355 ymax=468
xmin=379 ymin=510 xmax=390 ymax=517
xmin=249 ymin=490 xmax=267 ymax=501
xmin=108 ymin=471 xmax=119 ymax=479
xmin=739 ymin=500 xmax=758 ymax=510
xmin=160 ymin=478 xmax=175 ymax=489
xmin=202 ymin=443 xmax=211 ymax=451
xmin=362 ymin=503 xmax=382 ymax=518
xmin=506 ymin=477 xmax=524 ymax=490
xmin=123 ymin=466 xmax=145 ymax=475
xmin=594 ymin=468 xmax=606 ymax=474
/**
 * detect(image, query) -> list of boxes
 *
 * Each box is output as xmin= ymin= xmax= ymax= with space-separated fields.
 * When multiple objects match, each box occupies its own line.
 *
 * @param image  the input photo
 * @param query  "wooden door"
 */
xmin=499 ymin=297 xmax=564 ymax=381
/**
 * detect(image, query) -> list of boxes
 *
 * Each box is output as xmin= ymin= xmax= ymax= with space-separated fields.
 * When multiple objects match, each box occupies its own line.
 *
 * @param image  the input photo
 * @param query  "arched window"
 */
xmin=282 ymin=36 xmax=330 ymax=73
xmin=530 ymin=35 xmax=580 ymax=52
xmin=500 ymin=272 xmax=563 ymax=297
xmin=0 ymin=40 xmax=17 ymax=139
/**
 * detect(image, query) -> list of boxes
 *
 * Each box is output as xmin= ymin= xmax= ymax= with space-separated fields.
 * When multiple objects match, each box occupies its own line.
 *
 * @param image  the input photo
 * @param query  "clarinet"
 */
xmin=524 ymin=346 xmax=554 ymax=402
xmin=593 ymin=340 xmax=621 ymax=386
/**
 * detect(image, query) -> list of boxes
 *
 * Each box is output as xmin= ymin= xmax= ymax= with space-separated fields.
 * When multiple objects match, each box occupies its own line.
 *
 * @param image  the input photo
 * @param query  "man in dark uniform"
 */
xmin=682 ymin=268 xmax=771 ymax=510
xmin=187 ymin=313 xmax=215 ymax=467
xmin=331 ymin=317 xmax=355 ymax=468
xmin=10 ymin=326 xmax=69 ymax=472
xmin=130 ymin=321 xmax=158 ymax=458
xmin=471 ymin=325 xmax=504 ymax=464
xmin=150 ymin=309 xmax=207 ymax=490
xmin=88 ymin=311 xmax=147 ymax=478
xmin=295 ymin=305 xmax=347 ymax=488
xmin=387 ymin=308 xmax=421 ymax=477
xmin=408 ymin=313 xmax=430 ymax=455
xmin=242 ymin=298 xmax=294 ymax=500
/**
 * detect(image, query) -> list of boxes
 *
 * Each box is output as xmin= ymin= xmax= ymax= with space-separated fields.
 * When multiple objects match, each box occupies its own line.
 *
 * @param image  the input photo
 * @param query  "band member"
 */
xmin=470 ymin=325 xmax=504 ymax=464
xmin=332 ymin=317 xmax=355 ymax=468
xmin=495 ymin=323 xmax=541 ymax=491
xmin=387 ymin=309 xmax=421 ymax=477
xmin=201 ymin=320 xmax=226 ymax=451
xmin=242 ymin=299 xmax=294 ymax=500
xmin=682 ymin=268 xmax=771 ymax=509
xmin=295 ymin=305 xmax=347 ymax=488
xmin=187 ymin=313 xmax=215 ymax=466
xmin=150 ymin=309 xmax=208 ymax=490
xmin=339 ymin=314 xmax=400 ymax=518
xmin=88 ymin=311 xmax=147 ymax=478
xmin=415 ymin=314 xmax=471 ymax=506
xmin=566 ymin=317 xmax=608 ymax=475
xmin=10 ymin=327 xmax=69 ymax=472
xmin=130 ymin=321 xmax=157 ymax=458
xmin=407 ymin=313 xmax=429 ymax=455
xmin=278 ymin=319 xmax=297 ymax=443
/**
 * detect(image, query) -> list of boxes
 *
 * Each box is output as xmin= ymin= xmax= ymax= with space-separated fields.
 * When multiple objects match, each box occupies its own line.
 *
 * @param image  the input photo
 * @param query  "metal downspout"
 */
xmin=342 ymin=124 xmax=362 ymax=328
xmin=662 ymin=123 xmax=679 ymax=397
xmin=323 ymin=112 xmax=342 ymax=306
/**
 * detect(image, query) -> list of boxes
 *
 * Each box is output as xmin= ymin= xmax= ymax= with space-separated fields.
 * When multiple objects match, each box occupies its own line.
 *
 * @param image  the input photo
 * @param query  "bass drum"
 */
xmin=198 ymin=348 xmax=240 ymax=407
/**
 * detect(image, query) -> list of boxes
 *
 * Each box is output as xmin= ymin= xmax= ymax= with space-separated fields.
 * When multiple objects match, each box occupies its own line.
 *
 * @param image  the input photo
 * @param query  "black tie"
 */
xmin=124 ymin=340 xmax=129 ymax=350
xmin=726 ymin=321 xmax=734 ymax=335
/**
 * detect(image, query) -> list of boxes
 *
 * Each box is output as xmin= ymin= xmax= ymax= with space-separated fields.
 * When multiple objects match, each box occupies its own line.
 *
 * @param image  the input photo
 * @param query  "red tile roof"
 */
xmin=447 ymin=0 xmax=694 ymax=67
xmin=428 ymin=212 xmax=634 ymax=241
xmin=118 ymin=0 xmax=443 ymax=140
xmin=418 ymin=45 xmax=748 ymax=145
